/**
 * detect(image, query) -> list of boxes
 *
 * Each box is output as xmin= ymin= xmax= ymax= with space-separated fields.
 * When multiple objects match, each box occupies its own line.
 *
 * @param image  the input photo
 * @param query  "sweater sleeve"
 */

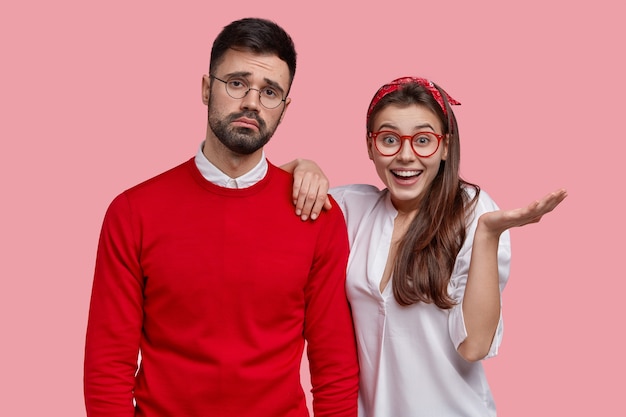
xmin=84 ymin=193 xmax=143 ymax=417
xmin=303 ymin=198 xmax=359 ymax=417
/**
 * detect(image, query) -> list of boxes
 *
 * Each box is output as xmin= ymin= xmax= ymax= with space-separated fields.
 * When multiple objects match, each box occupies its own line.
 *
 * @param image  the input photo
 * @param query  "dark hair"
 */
xmin=367 ymin=82 xmax=480 ymax=308
xmin=210 ymin=18 xmax=297 ymax=90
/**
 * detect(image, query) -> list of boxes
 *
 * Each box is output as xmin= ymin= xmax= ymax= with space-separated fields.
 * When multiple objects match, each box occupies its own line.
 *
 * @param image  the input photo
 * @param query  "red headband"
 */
xmin=366 ymin=76 xmax=460 ymax=124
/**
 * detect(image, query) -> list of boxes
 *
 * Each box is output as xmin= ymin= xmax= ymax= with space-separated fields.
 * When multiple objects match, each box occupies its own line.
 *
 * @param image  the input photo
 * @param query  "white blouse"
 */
xmin=331 ymin=184 xmax=511 ymax=417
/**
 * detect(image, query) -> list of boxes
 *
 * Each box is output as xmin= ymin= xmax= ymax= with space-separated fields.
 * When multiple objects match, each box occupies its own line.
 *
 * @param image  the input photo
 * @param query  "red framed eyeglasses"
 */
xmin=369 ymin=131 xmax=444 ymax=157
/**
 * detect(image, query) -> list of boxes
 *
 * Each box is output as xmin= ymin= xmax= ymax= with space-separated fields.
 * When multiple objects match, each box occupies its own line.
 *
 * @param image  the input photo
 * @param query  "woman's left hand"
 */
xmin=479 ymin=188 xmax=568 ymax=236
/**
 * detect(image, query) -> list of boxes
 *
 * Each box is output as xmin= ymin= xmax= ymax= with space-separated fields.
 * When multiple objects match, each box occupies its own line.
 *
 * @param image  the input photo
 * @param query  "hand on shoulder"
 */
xmin=281 ymin=159 xmax=332 ymax=221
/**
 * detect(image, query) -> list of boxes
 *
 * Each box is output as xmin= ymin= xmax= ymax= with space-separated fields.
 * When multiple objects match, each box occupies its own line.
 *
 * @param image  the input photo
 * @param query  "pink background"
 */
xmin=1 ymin=1 xmax=623 ymax=415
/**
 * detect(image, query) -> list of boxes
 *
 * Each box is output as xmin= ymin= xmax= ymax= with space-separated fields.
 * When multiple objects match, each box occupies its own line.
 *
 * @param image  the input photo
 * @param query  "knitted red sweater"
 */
xmin=84 ymin=159 xmax=358 ymax=417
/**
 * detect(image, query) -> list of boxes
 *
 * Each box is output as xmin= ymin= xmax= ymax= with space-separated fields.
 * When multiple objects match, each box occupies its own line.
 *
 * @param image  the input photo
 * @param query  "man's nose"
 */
xmin=240 ymin=88 xmax=261 ymax=111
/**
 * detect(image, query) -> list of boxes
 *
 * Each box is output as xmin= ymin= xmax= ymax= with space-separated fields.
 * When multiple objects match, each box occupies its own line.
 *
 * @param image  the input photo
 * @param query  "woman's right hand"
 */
xmin=281 ymin=159 xmax=332 ymax=221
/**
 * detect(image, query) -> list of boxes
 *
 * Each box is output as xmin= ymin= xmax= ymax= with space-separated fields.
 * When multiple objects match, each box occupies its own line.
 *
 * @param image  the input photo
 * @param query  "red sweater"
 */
xmin=84 ymin=159 xmax=358 ymax=417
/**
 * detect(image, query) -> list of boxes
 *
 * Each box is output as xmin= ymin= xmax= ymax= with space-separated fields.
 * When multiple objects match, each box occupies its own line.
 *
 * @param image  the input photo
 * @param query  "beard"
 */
xmin=208 ymin=107 xmax=279 ymax=155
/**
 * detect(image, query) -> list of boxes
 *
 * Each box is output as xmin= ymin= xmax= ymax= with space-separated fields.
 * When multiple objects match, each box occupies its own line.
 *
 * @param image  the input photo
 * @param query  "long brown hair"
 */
xmin=367 ymin=82 xmax=480 ymax=308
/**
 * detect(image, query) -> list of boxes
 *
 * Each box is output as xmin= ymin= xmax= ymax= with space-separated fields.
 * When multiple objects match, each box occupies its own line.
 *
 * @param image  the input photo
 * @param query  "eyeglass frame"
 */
xmin=369 ymin=130 xmax=445 ymax=158
xmin=209 ymin=74 xmax=287 ymax=109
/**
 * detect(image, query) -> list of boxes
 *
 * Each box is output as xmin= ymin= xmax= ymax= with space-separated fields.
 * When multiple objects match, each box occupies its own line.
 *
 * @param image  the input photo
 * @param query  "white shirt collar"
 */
xmin=194 ymin=141 xmax=268 ymax=189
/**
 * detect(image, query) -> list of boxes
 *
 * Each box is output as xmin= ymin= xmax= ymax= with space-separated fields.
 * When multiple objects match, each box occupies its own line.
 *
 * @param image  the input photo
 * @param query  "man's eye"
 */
xmin=228 ymin=80 xmax=246 ymax=89
xmin=262 ymin=88 xmax=278 ymax=98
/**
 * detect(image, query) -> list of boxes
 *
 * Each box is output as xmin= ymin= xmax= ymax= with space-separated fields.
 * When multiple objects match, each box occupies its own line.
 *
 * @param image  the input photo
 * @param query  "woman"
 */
xmin=286 ymin=76 xmax=566 ymax=416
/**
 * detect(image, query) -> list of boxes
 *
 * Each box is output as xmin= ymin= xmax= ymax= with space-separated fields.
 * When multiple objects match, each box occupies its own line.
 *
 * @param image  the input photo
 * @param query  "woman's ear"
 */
xmin=366 ymin=134 xmax=374 ymax=160
xmin=441 ymin=135 xmax=449 ymax=160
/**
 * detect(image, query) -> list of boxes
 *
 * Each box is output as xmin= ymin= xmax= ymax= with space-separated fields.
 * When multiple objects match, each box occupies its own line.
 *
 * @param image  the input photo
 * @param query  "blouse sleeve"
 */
xmin=447 ymin=189 xmax=512 ymax=359
xmin=329 ymin=184 xmax=384 ymax=246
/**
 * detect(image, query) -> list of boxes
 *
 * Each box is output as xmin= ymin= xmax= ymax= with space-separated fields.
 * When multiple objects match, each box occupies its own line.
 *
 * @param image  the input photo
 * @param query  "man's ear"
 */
xmin=201 ymin=74 xmax=211 ymax=105
xmin=278 ymin=97 xmax=291 ymax=124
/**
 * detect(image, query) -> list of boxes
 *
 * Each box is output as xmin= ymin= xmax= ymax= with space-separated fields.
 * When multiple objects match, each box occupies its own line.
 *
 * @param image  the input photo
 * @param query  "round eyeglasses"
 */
xmin=210 ymin=74 xmax=286 ymax=109
xmin=370 ymin=131 xmax=444 ymax=158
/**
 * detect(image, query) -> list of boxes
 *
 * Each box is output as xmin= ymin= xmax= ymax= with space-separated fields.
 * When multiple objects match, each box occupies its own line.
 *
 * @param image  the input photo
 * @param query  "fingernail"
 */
xmin=301 ymin=214 xmax=308 ymax=221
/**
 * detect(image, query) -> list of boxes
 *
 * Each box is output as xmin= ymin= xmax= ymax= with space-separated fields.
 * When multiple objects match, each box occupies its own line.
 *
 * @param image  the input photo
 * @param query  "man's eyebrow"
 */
xmin=222 ymin=70 xmax=252 ymax=79
xmin=263 ymin=78 xmax=286 ymax=96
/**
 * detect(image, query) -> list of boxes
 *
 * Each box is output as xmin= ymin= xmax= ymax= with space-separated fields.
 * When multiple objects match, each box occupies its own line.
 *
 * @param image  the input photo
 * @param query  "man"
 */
xmin=84 ymin=17 xmax=358 ymax=417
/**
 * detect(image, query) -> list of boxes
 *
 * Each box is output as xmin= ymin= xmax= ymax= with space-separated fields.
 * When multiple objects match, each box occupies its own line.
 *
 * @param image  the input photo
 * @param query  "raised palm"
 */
xmin=479 ymin=188 xmax=567 ymax=235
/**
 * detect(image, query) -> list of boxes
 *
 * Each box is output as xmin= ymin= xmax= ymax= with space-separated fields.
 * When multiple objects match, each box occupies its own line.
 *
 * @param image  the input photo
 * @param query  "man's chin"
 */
xmin=223 ymin=137 xmax=268 ymax=155
xmin=227 ymin=145 xmax=260 ymax=155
